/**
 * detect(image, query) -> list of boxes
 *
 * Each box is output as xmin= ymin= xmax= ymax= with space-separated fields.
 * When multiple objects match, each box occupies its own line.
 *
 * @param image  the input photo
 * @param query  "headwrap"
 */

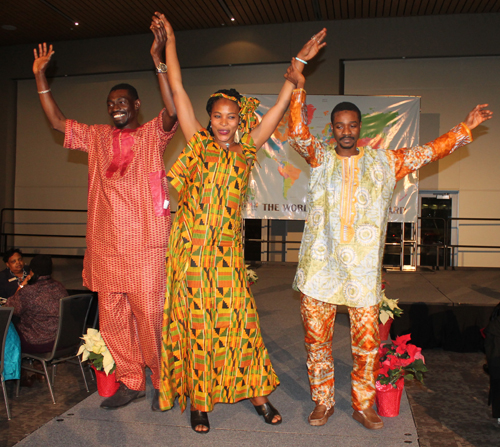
xmin=209 ymin=92 xmax=260 ymax=133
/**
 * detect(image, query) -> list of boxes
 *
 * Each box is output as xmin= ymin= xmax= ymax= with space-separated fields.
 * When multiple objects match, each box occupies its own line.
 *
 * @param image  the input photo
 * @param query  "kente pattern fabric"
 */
xmin=301 ymin=294 xmax=380 ymax=411
xmin=288 ymin=88 xmax=472 ymax=307
xmin=159 ymin=129 xmax=279 ymax=412
xmin=64 ymin=111 xmax=177 ymax=390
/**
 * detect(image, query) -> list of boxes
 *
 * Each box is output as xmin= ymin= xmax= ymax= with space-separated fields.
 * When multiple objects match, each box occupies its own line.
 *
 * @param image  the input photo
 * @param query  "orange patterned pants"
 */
xmin=100 ymin=291 xmax=164 ymax=391
xmin=300 ymin=294 xmax=380 ymax=411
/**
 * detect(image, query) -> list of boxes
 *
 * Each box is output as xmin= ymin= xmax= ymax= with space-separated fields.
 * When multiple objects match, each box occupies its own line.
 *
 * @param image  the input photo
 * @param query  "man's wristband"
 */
xmin=38 ymin=89 xmax=51 ymax=94
xmin=295 ymin=57 xmax=307 ymax=65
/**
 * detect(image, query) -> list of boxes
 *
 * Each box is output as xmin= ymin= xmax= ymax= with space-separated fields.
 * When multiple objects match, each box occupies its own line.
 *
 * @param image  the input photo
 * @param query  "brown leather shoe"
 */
xmin=308 ymin=404 xmax=335 ymax=426
xmin=352 ymin=408 xmax=384 ymax=430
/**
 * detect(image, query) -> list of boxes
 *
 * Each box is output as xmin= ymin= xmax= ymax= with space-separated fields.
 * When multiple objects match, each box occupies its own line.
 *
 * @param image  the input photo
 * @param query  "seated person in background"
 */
xmin=0 ymin=249 xmax=31 ymax=298
xmin=6 ymin=255 xmax=67 ymax=353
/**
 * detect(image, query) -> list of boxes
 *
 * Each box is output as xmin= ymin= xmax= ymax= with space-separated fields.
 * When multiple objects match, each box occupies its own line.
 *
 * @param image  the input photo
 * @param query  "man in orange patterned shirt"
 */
xmin=32 ymin=23 xmax=177 ymax=411
xmin=285 ymin=61 xmax=492 ymax=429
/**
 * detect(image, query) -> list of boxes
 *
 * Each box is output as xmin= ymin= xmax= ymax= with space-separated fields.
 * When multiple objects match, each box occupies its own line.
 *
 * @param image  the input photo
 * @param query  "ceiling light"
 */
xmin=217 ymin=0 xmax=235 ymax=24
xmin=39 ymin=0 xmax=79 ymax=27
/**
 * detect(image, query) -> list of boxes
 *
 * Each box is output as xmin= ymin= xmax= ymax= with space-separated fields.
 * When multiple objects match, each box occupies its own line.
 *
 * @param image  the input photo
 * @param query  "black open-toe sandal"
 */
xmin=190 ymin=410 xmax=210 ymax=434
xmin=254 ymin=401 xmax=282 ymax=425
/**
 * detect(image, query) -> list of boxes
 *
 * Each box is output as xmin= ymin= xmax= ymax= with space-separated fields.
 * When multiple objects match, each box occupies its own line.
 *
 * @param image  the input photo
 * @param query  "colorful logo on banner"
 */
xmin=243 ymin=95 xmax=420 ymax=223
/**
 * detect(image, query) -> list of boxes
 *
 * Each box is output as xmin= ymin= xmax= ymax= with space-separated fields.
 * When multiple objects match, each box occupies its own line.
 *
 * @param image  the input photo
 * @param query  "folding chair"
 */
xmin=0 ymin=307 xmax=14 ymax=419
xmin=19 ymin=294 xmax=93 ymax=404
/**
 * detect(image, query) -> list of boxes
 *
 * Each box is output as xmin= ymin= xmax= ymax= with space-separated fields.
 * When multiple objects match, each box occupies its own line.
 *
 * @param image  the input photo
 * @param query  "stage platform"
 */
xmin=53 ymin=258 xmax=500 ymax=352
xmin=17 ymin=262 xmax=419 ymax=447
xmin=384 ymin=267 xmax=500 ymax=352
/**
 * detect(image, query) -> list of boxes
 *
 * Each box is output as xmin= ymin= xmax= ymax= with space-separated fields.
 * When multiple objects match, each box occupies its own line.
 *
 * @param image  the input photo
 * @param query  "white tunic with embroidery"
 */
xmin=287 ymin=89 xmax=472 ymax=307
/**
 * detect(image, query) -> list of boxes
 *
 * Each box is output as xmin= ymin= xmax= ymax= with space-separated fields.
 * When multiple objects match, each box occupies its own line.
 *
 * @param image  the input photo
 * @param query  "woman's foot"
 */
xmin=190 ymin=407 xmax=210 ymax=434
xmin=250 ymin=397 xmax=282 ymax=425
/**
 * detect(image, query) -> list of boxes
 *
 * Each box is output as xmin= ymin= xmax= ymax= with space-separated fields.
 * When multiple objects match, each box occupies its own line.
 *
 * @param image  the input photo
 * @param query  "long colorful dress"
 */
xmin=159 ymin=129 xmax=279 ymax=412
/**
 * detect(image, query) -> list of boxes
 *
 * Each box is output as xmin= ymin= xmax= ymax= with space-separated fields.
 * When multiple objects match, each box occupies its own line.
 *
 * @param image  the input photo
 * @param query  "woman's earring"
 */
xmin=234 ymin=129 xmax=240 ymax=144
xmin=207 ymin=120 xmax=213 ymax=135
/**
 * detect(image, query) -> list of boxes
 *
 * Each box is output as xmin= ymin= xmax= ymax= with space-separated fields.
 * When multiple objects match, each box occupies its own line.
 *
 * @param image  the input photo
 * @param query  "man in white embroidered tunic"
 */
xmin=286 ymin=61 xmax=493 ymax=429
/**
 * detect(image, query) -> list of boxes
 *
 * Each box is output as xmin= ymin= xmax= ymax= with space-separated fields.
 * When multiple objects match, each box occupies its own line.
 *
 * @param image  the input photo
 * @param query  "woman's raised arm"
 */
xmin=152 ymin=12 xmax=202 ymax=141
xmin=250 ymin=29 xmax=327 ymax=150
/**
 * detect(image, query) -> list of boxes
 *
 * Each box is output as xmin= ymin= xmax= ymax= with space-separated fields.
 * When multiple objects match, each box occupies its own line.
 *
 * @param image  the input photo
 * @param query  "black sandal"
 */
xmin=254 ymin=401 xmax=282 ymax=425
xmin=190 ymin=410 xmax=210 ymax=434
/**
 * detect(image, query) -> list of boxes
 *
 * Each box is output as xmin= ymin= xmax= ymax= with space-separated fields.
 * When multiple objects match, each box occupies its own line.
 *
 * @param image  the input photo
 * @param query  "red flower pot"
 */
xmin=91 ymin=365 xmax=119 ymax=397
xmin=375 ymin=377 xmax=404 ymax=417
xmin=379 ymin=318 xmax=393 ymax=342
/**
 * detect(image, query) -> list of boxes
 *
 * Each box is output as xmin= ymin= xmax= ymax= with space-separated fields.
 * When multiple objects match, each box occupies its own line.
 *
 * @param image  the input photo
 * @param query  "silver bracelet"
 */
xmin=295 ymin=57 xmax=307 ymax=65
xmin=38 ymin=89 xmax=51 ymax=94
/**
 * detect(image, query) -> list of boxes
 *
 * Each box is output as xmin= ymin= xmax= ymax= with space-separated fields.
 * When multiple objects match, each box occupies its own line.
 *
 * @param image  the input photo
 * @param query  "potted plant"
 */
xmin=245 ymin=264 xmax=259 ymax=286
xmin=78 ymin=328 xmax=119 ymax=396
xmin=376 ymin=333 xmax=427 ymax=417
xmin=378 ymin=290 xmax=403 ymax=341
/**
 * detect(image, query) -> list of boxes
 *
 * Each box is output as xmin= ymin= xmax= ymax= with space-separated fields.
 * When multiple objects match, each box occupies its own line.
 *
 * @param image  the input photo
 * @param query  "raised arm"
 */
xmin=393 ymin=104 xmax=493 ymax=181
xmin=33 ymin=43 xmax=66 ymax=133
xmin=250 ymin=29 xmax=327 ymax=150
xmin=285 ymin=72 xmax=324 ymax=168
xmin=150 ymin=19 xmax=177 ymax=132
xmin=464 ymin=103 xmax=493 ymax=130
xmin=152 ymin=12 xmax=201 ymax=141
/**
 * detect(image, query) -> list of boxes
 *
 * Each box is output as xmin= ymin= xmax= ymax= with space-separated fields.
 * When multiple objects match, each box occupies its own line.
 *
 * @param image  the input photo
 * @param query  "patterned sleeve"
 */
xmin=153 ymin=109 xmax=179 ymax=155
xmin=391 ymin=123 xmax=473 ymax=182
xmin=240 ymin=132 xmax=257 ymax=167
xmin=167 ymin=130 xmax=203 ymax=194
xmin=287 ymin=88 xmax=324 ymax=168
xmin=5 ymin=290 xmax=23 ymax=317
xmin=63 ymin=119 xmax=93 ymax=153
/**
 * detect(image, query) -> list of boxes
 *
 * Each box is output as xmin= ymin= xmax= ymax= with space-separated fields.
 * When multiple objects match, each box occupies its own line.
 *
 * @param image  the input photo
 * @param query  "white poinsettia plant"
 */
xmin=245 ymin=264 xmax=258 ymax=285
xmin=77 ymin=328 xmax=116 ymax=375
xmin=379 ymin=291 xmax=403 ymax=324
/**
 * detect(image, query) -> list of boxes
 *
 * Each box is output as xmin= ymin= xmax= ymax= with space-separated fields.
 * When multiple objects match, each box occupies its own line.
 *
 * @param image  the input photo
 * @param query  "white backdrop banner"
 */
xmin=243 ymin=95 xmax=420 ymax=223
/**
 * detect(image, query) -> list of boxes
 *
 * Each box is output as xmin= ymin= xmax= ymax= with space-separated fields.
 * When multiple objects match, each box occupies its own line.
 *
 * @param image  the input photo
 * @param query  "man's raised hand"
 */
xmin=153 ymin=12 xmax=174 ymax=39
xmin=464 ymin=104 xmax=493 ymax=130
xmin=150 ymin=16 xmax=167 ymax=58
xmin=33 ymin=43 xmax=54 ymax=75
xmin=285 ymin=59 xmax=306 ymax=89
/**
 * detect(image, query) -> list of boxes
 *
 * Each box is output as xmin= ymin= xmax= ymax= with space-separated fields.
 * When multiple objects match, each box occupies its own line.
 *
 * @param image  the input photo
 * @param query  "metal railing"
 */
xmin=416 ymin=217 xmax=500 ymax=270
xmin=0 ymin=208 xmax=87 ymax=257
xmin=3 ymin=208 xmax=500 ymax=269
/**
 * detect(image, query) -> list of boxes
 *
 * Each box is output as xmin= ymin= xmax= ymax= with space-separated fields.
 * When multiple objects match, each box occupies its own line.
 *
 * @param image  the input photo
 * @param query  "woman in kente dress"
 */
xmin=151 ymin=13 xmax=326 ymax=433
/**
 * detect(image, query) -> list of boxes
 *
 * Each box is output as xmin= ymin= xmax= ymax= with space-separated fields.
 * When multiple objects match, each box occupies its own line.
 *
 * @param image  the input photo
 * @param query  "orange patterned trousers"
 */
xmin=99 ymin=291 xmax=164 ymax=391
xmin=300 ymin=294 xmax=380 ymax=411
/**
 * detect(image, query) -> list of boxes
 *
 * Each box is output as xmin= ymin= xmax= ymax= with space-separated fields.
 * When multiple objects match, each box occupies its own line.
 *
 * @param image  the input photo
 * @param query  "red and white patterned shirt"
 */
xmin=64 ymin=111 xmax=177 ymax=293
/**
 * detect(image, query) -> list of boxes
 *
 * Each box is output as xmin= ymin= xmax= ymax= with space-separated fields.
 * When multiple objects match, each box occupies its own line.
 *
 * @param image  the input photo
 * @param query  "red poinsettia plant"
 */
xmin=377 ymin=333 xmax=428 ymax=388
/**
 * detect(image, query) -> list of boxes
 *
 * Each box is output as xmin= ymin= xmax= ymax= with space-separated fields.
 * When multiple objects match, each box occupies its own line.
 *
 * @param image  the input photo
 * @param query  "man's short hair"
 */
xmin=109 ymin=83 xmax=139 ymax=101
xmin=2 ymin=248 xmax=22 ymax=263
xmin=330 ymin=102 xmax=362 ymax=123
